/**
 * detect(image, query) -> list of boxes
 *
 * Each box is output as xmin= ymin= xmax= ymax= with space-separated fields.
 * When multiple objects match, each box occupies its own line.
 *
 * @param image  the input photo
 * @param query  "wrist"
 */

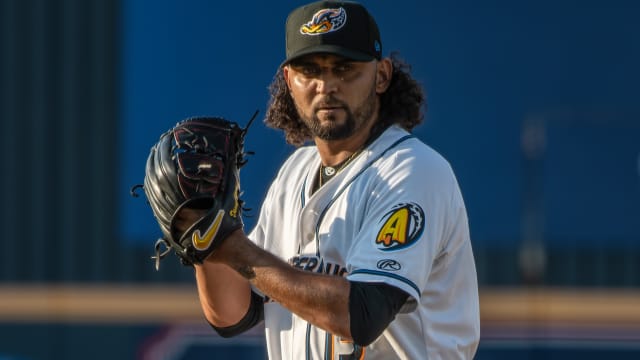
xmin=216 ymin=230 xmax=261 ymax=280
xmin=206 ymin=228 xmax=247 ymax=263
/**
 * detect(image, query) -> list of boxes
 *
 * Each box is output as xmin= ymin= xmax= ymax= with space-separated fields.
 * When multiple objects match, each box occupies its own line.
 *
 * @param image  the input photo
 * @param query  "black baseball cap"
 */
xmin=283 ymin=1 xmax=382 ymax=65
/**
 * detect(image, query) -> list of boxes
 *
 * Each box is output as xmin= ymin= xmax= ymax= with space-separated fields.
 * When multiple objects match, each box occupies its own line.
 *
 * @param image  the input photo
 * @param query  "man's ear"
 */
xmin=283 ymin=66 xmax=292 ymax=91
xmin=375 ymin=58 xmax=393 ymax=94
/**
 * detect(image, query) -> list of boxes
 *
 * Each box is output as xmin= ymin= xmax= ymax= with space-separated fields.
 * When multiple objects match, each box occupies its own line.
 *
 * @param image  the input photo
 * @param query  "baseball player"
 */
xmin=189 ymin=1 xmax=480 ymax=359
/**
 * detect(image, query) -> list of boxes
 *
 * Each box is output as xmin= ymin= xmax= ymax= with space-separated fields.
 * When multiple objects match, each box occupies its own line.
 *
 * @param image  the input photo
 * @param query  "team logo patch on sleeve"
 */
xmin=375 ymin=202 xmax=425 ymax=251
xmin=300 ymin=7 xmax=347 ymax=35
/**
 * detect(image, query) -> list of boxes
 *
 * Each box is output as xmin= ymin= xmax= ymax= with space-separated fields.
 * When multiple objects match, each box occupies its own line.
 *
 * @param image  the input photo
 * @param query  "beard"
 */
xmin=299 ymin=86 xmax=377 ymax=141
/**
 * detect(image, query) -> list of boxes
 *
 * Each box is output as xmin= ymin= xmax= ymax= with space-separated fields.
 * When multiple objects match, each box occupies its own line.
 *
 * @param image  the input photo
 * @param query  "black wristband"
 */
xmin=209 ymin=290 xmax=264 ymax=338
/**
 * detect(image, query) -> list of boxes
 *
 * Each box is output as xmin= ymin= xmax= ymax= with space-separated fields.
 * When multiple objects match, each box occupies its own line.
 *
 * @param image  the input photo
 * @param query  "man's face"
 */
xmin=283 ymin=54 xmax=388 ymax=141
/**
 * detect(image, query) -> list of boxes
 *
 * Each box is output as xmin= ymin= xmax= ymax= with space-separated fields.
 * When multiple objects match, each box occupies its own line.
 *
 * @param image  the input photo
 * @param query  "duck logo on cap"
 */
xmin=300 ymin=7 xmax=347 ymax=35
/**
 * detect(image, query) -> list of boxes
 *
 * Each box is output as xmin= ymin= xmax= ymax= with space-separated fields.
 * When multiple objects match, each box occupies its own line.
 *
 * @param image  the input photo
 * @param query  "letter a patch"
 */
xmin=375 ymin=203 xmax=425 ymax=251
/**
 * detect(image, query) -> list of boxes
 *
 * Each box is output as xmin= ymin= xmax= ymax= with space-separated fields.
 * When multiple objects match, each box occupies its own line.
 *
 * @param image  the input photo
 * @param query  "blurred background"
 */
xmin=1 ymin=0 xmax=639 ymax=359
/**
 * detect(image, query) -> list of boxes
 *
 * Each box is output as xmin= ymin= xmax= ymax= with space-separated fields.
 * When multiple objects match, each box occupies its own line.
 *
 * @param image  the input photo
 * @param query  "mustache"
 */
xmin=313 ymin=96 xmax=347 ymax=110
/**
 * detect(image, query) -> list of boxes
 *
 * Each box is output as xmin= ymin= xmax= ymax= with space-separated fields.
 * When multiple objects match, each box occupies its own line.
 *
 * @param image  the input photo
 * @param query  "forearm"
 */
xmin=194 ymin=260 xmax=252 ymax=327
xmin=251 ymin=255 xmax=351 ymax=339
xmin=212 ymin=231 xmax=352 ymax=339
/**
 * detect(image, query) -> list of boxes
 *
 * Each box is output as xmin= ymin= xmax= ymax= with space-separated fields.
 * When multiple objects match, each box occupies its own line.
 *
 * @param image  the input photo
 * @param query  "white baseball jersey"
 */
xmin=249 ymin=125 xmax=480 ymax=359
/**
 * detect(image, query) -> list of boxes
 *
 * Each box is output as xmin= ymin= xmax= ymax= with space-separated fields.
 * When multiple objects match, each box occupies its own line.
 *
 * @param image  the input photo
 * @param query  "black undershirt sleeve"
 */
xmin=208 ymin=290 xmax=264 ymax=338
xmin=348 ymin=281 xmax=410 ymax=347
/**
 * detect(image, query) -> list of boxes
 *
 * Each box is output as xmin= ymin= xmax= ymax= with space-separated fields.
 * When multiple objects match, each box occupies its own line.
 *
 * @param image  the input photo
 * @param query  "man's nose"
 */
xmin=314 ymin=73 xmax=340 ymax=94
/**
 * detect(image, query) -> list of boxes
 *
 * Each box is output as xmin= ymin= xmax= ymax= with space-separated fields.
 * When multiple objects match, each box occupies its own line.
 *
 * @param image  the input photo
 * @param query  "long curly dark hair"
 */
xmin=264 ymin=52 xmax=426 ymax=146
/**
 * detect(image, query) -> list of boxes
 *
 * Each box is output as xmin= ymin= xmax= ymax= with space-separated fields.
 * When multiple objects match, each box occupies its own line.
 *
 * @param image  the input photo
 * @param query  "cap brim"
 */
xmin=283 ymin=44 xmax=375 ymax=66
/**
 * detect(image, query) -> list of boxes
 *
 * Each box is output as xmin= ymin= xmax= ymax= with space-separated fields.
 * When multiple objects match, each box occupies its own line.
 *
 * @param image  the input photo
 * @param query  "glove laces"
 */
xmin=150 ymin=238 xmax=172 ymax=271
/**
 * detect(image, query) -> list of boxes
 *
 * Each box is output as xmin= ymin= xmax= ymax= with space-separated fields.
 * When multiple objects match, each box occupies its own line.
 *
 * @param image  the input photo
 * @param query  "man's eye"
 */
xmin=334 ymin=64 xmax=352 ymax=74
xmin=300 ymin=67 xmax=320 ymax=76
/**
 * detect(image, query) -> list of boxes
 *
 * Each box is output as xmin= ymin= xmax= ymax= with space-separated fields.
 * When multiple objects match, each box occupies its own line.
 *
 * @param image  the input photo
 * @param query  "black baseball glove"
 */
xmin=134 ymin=115 xmax=254 ymax=269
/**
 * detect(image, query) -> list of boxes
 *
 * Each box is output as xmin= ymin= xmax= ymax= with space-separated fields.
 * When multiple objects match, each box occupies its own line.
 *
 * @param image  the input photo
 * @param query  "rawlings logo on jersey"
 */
xmin=377 ymin=259 xmax=402 ymax=271
xmin=375 ymin=202 xmax=425 ymax=251
xmin=300 ymin=7 xmax=347 ymax=35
